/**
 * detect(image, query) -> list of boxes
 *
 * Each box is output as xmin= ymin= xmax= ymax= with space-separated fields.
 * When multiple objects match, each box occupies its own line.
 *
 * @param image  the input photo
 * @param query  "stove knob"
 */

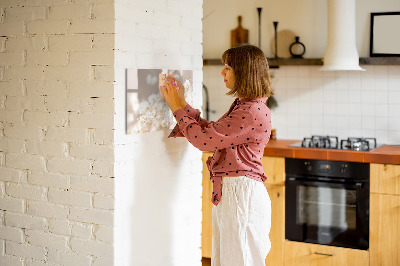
xmin=305 ymin=162 xmax=312 ymax=171
xmin=340 ymin=164 xmax=347 ymax=174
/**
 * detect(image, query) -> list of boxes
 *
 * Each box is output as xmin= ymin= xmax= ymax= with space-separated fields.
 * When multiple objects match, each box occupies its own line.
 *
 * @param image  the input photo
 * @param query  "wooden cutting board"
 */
xmin=231 ymin=16 xmax=249 ymax=48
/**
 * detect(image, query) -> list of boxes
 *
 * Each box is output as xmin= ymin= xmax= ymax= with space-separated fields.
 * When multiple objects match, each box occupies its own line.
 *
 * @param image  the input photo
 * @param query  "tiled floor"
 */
xmin=202 ymin=257 xmax=211 ymax=266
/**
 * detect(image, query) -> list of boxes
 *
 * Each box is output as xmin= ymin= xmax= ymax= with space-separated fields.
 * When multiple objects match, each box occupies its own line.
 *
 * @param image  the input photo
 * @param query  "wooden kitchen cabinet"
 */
xmin=370 ymin=163 xmax=400 ymax=195
xmin=261 ymin=156 xmax=285 ymax=266
xmin=202 ymin=152 xmax=213 ymax=258
xmin=261 ymin=156 xmax=285 ymax=185
xmin=370 ymin=163 xmax=400 ymax=266
xmin=201 ymin=154 xmax=286 ymax=265
xmin=264 ymin=184 xmax=285 ymax=266
xmin=370 ymin=193 xmax=400 ymax=266
xmin=284 ymin=241 xmax=369 ymax=266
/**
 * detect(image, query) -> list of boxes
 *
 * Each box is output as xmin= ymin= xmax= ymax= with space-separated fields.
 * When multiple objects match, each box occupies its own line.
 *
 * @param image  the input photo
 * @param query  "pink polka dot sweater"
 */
xmin=169 ymin=97 xmax=272 ymax=206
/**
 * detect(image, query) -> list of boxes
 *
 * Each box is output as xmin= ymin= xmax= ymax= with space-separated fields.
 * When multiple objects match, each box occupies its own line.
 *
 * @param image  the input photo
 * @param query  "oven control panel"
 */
xmin=286 ymin=158 xmax=369 ymax=180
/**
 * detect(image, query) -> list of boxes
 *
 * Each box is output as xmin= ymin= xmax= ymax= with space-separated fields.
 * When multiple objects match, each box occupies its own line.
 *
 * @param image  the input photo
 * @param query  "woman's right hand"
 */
xmin=167 ymin=75 xmax=187 ymax=108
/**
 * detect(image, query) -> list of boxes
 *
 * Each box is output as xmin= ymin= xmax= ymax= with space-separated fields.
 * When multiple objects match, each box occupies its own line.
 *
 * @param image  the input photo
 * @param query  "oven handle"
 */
xmin=314 ymin=252 xmax=335 ymax=257
xmin=286 ymin=177 xmax=364 ymax=189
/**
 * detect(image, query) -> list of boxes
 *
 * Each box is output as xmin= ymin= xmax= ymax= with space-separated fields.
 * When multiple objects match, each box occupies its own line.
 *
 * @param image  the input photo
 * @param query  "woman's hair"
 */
xmin=221 ymin=44 xmax=273 ymax=99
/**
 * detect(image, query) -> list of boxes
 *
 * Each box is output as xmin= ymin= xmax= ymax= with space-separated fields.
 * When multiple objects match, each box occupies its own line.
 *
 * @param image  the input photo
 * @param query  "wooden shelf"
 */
xmin=203 ymin=58 xmax=323 ymax=67
xmin=268 ymin=58 xmax=322 ymax=67
xmin=203 ymin=57 xmax=400 ymax=67
xmin=359 ymin=57 xmax=400 ymax=65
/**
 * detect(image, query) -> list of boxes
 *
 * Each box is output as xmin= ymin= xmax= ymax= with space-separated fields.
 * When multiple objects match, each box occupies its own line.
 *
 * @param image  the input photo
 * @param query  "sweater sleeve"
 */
xmin=168 ymin=104 xmax=210 ymax=138
xmin=172 ymin=106 xmax=257 ymax=152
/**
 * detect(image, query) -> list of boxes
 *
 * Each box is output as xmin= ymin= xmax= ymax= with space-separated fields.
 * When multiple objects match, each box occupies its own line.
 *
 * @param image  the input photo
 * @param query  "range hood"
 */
xmin=320 ymin=0 xmax=365 ymax=71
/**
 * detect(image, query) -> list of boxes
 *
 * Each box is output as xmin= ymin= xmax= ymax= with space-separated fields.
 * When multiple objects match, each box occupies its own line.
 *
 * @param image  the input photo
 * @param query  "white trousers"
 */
xmin=211 ymin=176 xmax=271 ymax=266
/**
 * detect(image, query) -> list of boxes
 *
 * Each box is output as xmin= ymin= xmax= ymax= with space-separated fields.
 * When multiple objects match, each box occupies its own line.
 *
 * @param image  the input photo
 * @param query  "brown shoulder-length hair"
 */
xmin=221 ymin=44 xmax=273 ymax=99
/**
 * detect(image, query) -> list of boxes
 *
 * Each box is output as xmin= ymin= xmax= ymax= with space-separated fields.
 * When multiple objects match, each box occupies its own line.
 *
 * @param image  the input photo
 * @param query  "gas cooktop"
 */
xmin=289 ymin=135 xmax=382 ymax=151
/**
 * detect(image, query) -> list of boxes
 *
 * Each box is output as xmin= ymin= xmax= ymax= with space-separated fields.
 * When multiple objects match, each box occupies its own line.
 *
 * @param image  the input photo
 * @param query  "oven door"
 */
xmin=285 ymin=177 xmax=369 ymax=250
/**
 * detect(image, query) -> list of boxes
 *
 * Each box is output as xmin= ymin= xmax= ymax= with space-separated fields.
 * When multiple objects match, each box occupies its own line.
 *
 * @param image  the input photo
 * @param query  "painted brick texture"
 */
xmin=0 ymin=0 xmax=115 ymax=265
xmin=113 ymin=0 xmax=203 ymax=265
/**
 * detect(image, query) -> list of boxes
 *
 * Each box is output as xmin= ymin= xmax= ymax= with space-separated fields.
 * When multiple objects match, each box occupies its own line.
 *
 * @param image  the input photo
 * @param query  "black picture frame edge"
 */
xmin=370 ymin=11 xmax=400 ymax=57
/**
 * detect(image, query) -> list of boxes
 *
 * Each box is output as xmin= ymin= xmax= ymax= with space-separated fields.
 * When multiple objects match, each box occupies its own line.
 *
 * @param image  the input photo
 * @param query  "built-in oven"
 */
xmin=285 ymin=158 xmax=370 ymax=250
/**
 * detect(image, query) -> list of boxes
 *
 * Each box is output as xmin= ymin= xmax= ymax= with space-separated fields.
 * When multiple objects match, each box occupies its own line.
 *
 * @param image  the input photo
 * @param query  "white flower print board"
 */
xmin=126 ymin=69 xmax=193 ymax=134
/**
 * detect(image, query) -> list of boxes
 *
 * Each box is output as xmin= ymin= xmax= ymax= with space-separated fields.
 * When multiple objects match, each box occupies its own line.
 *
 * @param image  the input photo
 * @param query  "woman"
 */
xmin=161 ymin=44 xmax=273 ymax=266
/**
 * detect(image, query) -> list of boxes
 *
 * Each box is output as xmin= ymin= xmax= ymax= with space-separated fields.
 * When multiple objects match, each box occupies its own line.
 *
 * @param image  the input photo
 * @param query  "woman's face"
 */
xmin=221 ymin=64 xmax=235 ymax=89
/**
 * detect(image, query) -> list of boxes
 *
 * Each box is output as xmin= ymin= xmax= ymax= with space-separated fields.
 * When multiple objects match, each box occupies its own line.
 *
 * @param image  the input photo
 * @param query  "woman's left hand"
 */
xmin=160 ymin=79 xmax=183 ymax=113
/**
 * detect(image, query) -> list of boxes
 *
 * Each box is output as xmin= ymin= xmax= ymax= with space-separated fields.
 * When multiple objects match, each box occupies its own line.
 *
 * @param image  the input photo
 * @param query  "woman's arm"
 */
xmin=168 ymin=103 xmax=211 ymax=138
xmin=172 ymin=106 xmax=257 ymax=152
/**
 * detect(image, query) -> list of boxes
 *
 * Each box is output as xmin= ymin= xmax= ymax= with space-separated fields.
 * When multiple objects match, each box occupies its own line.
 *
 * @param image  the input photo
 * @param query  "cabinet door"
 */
xmin=201 ymin=152 xmax=213 ymax=258
xmin=370 ymin=163 xmax=400 ymax=195
xmin=262 ymin=156 xmax=285 ymax=185
xmin=370 ymin=193 xmax=400 ymax=266
xmin=264 ymin=184 xmax=284 ymax=266
xmin=284 ymin=241 xmax=369 ymax=266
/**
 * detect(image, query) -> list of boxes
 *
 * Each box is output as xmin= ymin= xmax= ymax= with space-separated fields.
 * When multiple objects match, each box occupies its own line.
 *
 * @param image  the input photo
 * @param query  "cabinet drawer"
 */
xmin=284 ymin=241 xmax=369 ymax=266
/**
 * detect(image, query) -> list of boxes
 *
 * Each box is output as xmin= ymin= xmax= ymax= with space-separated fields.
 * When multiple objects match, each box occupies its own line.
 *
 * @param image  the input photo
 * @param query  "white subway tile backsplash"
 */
xmin=348 ymin=71 xmax=362 ymax=90
xmin=361 ymin=104 xmax=375 ymax=117
xmin=374 ymin=130 xmax=389 ymax=144
xmin=323 ymin=87 xmax=336 ymax=103
xmin=361 ymin=90 xmax=375 ymax=104
xmin=336 ymin=103 xmax=349 ymax=116
xmin=335 ymin=74 xmax=349 ymax=90
xmin=298 ymin=67 xmax=311 ymax=78
xmin=388 ymin=65 xmax=400 ymax=76
xmin=323 ymin=103 xmax=336 ymax=115
xmin=298 ymin=102 xmax=312 ymax=115
xmin=375 ymin=104 xmax=389 ymax=117
xmin=374 ymin=117 xmax=389 ymax=130
xmin=348 ymin=90 xmax=362 ymax=104
xmin=374 ymin=91 xmax=388 ymax=104
xmin=298 ymin=77 xmax=311 ymax=89
xmin=388 ymin=131 xmax=400 ymax=143
xmin=310 ymin=77 xmax=324 ymax=90
xmin=374 ymin=65 xmax=388 ymax=77
xmin=348 ymin=116 xmax=362 ymax=129
xmin=286 ymin=77 xmax=299 ymax=89
xmin=389 ymin=117 xmax=400 ymax=131
xmin=322 ymin=70 xmax=335 ymax=78
xmin=336 ymin=115 xmax=348 ymax=129
xmin=374 ymin=77 xmax=388 ymax=91
xmin=388 ymin=91 xmax=400 ymax=104
xmin=323 ymin=115 xmax=336 ymax=129
xmin=285 ymin=66 xmax=298 ymax=77
xmin=362 ymin=128 xmax=375 ymax=138
xmin=388 ymin=104 xmax=400 ymax=117
xmin=349 ymin=128 xmax=363 ymax=137
xmin=388 ymin=76 xmax=400 ymax=91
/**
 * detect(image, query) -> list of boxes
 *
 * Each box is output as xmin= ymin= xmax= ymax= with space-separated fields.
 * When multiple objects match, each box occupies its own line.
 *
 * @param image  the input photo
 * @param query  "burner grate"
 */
xmin=340 ymin=137 xmax=377 ymax=151
xmin=296 ymin=136 xmax=378 ymax=151
xmin=301 ymin=135 xmax=339 ymax=149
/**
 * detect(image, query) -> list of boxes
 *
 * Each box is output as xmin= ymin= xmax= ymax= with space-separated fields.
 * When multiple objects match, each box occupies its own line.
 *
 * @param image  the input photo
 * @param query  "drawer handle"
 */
xmin=314 ymin=252 xmax=335 ymax=257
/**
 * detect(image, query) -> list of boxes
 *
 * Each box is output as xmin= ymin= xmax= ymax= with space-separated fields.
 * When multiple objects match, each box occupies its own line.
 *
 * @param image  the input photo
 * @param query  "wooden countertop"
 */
xmin=263 ymin=139 xmax=400 ymax=165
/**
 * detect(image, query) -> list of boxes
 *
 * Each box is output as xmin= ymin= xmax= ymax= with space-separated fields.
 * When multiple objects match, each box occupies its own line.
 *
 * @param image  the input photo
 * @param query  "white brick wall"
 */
xmin=0 ymin=0 xmax=115 ymax=265
xmin=113 ymin=0 xmax=203 ymax=265
xmin=1 ymin=0 xmax=204 ymax=265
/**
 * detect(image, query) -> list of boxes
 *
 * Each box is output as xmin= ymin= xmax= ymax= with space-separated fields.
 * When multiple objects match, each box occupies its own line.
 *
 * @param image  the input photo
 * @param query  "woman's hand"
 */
xmin=167 ymin=75 xmax=187 ymax=108
xmin=160 ymin=78 xmax=183 ymax=113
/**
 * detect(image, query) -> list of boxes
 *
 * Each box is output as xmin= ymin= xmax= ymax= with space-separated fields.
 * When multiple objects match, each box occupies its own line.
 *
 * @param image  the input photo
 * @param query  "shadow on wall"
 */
xmin=128 ymin=129 xmax=192 ymax=265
